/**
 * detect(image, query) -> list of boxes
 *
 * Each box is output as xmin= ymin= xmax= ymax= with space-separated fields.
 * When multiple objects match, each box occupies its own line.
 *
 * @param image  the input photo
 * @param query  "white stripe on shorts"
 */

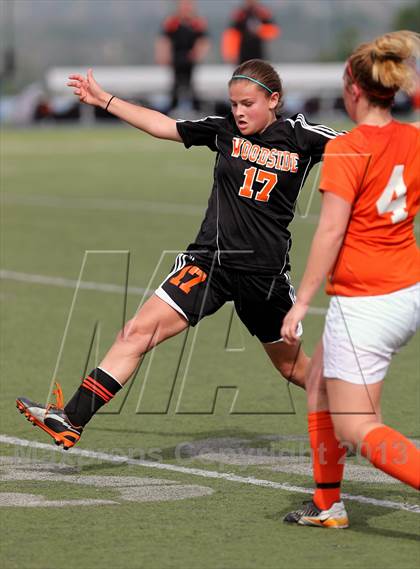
xmin=156 ymin=253 xmax=188 ymax=290
xmin=267 ymin=273 xmax=303 ymax=344
xmin=154 ymin=287 xmax=189 ymax=321
xmin=154 ymin=253 xmax=190 ymax=321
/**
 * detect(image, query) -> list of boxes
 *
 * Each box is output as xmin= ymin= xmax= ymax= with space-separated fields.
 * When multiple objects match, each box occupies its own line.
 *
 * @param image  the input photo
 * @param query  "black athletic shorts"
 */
xmin=155 ymin=253 xmax=301 ymax=344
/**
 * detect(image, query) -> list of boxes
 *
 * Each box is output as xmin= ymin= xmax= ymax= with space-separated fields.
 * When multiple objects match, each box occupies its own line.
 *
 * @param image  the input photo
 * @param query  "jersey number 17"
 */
xmin=238 ymin=167 xmax=278 ymax=203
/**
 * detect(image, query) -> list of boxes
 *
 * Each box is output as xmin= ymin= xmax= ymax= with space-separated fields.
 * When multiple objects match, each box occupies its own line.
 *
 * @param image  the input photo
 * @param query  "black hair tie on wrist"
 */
xmin=105 ymin=95 xmax=115 ymax=111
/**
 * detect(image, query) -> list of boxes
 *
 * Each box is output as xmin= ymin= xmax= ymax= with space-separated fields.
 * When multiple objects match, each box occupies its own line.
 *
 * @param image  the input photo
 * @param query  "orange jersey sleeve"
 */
xmin=221 ymin=28 xmax=241 ymax=63
xmin=319 ymin=121 xmax=420 ymax=296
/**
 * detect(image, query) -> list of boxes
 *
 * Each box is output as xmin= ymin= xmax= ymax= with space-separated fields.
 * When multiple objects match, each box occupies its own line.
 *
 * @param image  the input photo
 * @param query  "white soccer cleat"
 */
xmin=283 ymin=499 xmax=349 ymax=529
xmin=16 ymin=383 xmax=83 ymax=450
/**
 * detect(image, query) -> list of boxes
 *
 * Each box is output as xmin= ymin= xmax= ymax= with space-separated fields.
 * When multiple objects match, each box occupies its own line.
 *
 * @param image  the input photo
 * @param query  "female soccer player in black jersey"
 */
xmin=16 ymin=60 xmax=343 ymax=449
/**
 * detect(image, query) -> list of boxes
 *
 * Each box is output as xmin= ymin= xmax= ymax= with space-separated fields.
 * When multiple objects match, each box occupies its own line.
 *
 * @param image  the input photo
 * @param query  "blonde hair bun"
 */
xmin=370 ymin=31 xmax=420 ymax=92
xmin=349 ymin=31 xmax=420 ymax=105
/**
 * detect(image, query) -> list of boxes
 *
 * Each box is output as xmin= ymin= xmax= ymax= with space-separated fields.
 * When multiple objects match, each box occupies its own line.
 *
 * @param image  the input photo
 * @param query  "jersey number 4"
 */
xmin=376 ymin=164 xmax=408 ymax=224
xmin=238 ymin=167 xmax=278 ymax=202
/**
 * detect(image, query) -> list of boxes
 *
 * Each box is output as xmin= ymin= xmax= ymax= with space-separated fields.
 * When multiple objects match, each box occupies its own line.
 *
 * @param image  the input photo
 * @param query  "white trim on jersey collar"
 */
xmin=287 ymin=113 xmax=346 ymax=139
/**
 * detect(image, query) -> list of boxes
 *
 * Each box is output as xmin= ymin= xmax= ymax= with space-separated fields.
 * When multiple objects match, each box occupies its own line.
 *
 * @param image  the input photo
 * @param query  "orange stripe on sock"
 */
xmin=84 ymin=377 xmax=113 ymax=401
xmin=82 ymin=381 xmax=111 ymax=402
xmin=83 ymin=379 xmax=111 ymax=400
xmin=87 ymin=376 xmax=114 ymax=399
xmin=362 ymin=425 xmax=420 ymax=490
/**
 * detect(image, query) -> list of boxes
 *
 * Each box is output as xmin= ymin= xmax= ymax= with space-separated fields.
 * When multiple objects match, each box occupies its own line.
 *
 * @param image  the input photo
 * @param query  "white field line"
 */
xmin=0 ymin=270 xmax=327 ymax=315
xmin=1 ymin=140 xmax=168 ymax=156
xmin=2 ymin=193 xmax=204 ymax=217
xmin=0 ymin=269 xmax=148 ymax=296
xmin=2 ymin=193 xmax=323 ymax=222
xmin=0 ymin=435 xmax=418 ymax=514
xmin=5 ymin=192 xmax=419 ymax=234
xmin=3 ymin=192 xmax=420 ymax=233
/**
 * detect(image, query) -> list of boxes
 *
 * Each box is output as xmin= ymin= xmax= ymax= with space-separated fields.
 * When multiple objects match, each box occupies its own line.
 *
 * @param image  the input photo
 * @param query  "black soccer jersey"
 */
xmin=176 ymin=113 xmax=344 ymax=274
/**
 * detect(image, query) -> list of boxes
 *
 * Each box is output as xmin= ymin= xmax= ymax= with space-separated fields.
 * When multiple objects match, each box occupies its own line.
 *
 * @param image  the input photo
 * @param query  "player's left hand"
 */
xmin=67 ymin=69 xmax=109 ymax=108
xmin=281 ymin=301 xmax=308 ymax=345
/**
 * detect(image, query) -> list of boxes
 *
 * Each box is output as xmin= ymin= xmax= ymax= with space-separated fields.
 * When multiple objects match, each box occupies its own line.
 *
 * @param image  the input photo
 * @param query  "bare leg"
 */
xmin=326 ymin=379 xmax=383 ymax=447
xmin=306 ymin=341 xmax=329 ymax=412
xmin=99 ymin=294 xmax=189 ymax=385
xmin=17 ymin=295 xmax=190 ymax=447
xmin=263 ymin=340 xmax=310 ymax=388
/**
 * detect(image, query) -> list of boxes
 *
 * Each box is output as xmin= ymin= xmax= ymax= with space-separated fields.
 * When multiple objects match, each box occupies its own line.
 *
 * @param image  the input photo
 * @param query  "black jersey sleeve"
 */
xmin=176 ymin=116 xmax=226 ymax=151
xmin=286 ymin=113 xmax=346 ymax=163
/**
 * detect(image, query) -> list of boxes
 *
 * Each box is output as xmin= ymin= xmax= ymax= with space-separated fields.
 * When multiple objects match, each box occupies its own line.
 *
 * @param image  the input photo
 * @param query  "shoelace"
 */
xmin=297 ymin=501 xmax=319 ymax=516
xmin=46 ymin=382 xmax=64 ymax=411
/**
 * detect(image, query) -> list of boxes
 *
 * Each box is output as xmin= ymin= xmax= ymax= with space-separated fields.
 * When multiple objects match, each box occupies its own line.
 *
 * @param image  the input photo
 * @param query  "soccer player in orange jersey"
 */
xmin=282 ymin=30 xmax=420 ymax=528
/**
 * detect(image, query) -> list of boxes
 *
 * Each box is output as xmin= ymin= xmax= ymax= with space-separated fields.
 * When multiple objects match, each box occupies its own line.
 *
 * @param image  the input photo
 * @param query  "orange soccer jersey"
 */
xmin=319 ymin=120 xmax=420 ymax=297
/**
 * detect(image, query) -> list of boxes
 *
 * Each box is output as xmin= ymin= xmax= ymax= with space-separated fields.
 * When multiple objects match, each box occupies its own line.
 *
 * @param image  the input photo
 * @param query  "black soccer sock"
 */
xmin=64 ymin=367 xmax=122 ymax=427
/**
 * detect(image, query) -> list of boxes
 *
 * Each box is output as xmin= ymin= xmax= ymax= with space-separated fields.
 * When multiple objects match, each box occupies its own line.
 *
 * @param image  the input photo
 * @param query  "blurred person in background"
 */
xmin=222 ymin=0 xmax=280 ymax=65
xmin=155 ymin=0 xmax=210 ymax=113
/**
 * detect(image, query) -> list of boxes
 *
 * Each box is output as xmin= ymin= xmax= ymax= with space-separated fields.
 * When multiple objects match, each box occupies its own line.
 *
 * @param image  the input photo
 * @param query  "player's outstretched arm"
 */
xmin=67 ymin=69 xmax=182 ymax=142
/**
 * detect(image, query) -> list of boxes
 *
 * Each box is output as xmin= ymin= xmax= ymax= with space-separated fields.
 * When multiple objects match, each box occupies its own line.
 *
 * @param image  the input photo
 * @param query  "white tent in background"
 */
xmin=46 ymin=63 xmax=345 ymax=100
xmin=45 ymin=63 xmax=345 ymax=121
